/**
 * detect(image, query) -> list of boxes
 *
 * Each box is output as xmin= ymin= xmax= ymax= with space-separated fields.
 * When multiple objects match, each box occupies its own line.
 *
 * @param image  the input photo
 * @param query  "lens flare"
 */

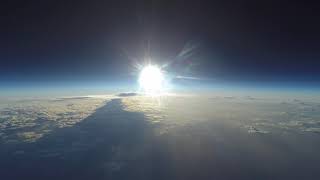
xmin=139 ymin=65 xmax=164 ymax=94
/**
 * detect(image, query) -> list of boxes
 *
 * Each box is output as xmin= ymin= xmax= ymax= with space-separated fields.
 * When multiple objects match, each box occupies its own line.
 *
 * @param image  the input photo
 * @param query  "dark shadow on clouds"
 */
xmin=1 ymin=98 xmax=320 ymax=180
xmin=117 ymin=92 xmax=138 ymax=97
xmin=0 ymin=98 xmax=172 ymax=180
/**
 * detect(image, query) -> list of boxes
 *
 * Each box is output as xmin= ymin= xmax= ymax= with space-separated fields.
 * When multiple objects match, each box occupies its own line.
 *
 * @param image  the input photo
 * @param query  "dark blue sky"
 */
xmin=2 ymin=0 xmax=320 ymax=90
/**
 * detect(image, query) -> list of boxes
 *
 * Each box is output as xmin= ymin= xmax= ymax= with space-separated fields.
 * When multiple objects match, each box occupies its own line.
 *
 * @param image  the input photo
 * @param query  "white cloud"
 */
xmin=0 ymin=96 xmax=109 ymax=142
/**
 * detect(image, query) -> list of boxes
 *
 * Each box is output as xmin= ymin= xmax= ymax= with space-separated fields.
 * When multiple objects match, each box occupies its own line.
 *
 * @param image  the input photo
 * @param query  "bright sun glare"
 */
xmin=139 ymin=65 xmax=164 ymax=94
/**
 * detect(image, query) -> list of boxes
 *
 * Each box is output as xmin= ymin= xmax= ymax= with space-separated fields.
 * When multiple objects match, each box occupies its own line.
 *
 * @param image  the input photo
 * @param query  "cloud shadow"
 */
xmin=0 ymin=98 xmax=172 ymax=180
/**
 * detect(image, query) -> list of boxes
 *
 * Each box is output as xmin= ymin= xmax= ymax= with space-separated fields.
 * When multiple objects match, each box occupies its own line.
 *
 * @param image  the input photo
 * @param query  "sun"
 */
xmin=139 ymin=65 xmax=164 ymax=94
